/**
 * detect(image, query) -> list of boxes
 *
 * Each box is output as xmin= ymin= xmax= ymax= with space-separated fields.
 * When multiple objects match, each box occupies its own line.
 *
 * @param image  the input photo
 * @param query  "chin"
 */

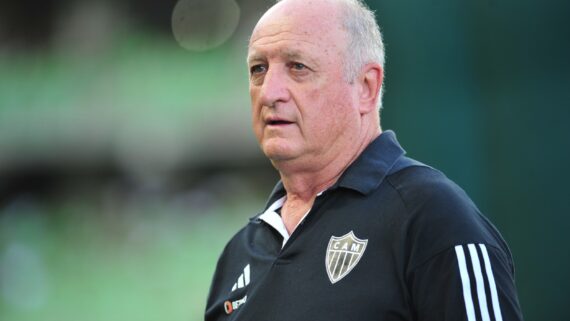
xmin=261 ymin=141 xmax=298 ymax=162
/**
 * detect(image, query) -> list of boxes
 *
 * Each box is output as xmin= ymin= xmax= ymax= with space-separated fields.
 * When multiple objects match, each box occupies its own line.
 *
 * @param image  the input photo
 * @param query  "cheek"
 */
xmin=250 ymin=87 xmax=261 ymax=116
xmin=251 ymin=111 xmax=263 ymax=141
xmin=311 ymin=86 xmax=357 ymax=135
xmin=249 ymin=85 xmax=258 ymax=108
xmin=310 ymin=82 xmax=355 ymax=115
xmin=249 ymin=88 xmax=262 ymax=136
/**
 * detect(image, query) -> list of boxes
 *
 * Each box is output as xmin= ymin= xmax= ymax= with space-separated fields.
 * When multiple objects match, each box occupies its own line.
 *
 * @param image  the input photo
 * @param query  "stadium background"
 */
xmin=0 ymin=0 xmax=568 ymax=320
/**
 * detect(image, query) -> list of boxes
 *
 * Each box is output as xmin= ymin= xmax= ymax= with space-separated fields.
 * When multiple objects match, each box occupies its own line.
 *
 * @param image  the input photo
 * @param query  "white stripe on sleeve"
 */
xmin=455 ymin=245 xmax=476 ymax=321
xmin=479 ymin=244 xmax=504 ymax=321
xmin=468 ymin=244 xmax=491 ymax=321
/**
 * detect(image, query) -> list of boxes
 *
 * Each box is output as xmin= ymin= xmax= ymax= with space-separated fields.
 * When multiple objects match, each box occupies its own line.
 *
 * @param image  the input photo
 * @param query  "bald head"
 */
xmin=250 ymin=0 xmax=346 ymax=51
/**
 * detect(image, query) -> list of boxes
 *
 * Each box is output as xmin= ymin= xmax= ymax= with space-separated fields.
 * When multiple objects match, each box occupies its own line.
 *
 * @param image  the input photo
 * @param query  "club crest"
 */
xmin=325 ymin=231 xmax=368 ymax=284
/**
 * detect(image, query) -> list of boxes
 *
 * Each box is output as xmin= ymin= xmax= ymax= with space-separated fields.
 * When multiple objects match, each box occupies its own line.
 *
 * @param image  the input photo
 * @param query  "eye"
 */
xmin=250 ymin=64 xmax=267 ymax=75
xmin=291 ymin=62 xmax=307 ymax=71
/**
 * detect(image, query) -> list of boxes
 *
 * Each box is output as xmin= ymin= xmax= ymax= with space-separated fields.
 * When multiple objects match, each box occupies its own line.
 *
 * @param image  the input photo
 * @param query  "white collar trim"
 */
xmin=259 ymin=191 xmax=325 ymax=248
xmin=259 ymin=196 xmax=289 ymax=247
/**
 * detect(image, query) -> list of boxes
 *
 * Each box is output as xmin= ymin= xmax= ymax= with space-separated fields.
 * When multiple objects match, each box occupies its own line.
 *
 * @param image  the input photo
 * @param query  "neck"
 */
xmin=274 ymin=122 xmax=381 ymax=234
xmin=277 ymin=126 xmax=381 ymax=202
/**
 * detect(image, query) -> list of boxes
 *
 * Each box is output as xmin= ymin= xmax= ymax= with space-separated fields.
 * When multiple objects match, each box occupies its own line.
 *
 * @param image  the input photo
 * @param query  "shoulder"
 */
xmin=387 ymin=165 xmax=475 ymax=215
xmin=385 ymin=165 xmax=511 ymax=270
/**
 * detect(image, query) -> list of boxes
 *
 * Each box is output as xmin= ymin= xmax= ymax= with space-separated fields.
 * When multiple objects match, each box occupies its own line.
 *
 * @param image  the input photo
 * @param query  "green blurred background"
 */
xmin=0 ymin=0 xmax=568 ymax=320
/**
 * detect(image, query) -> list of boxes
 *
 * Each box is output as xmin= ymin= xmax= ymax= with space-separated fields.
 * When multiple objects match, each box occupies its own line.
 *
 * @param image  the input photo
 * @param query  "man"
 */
xmin=205 ymin=0 xmax=523 ymax=320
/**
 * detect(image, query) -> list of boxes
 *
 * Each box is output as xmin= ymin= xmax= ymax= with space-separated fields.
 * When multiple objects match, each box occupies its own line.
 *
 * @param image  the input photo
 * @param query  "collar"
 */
xmin=258 ymin=189 xmax=326 ymax=247
xmin=333 ymin=130 xmax=406 ymax=195
xmin=258 ymin=196 xmax=289 ymax=247
xmin=260 ymin=130 xmax=406 ymax=210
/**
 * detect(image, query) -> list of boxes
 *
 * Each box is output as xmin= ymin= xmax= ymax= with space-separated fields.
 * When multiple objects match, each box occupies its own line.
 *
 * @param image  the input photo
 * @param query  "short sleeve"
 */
xmin=407 ymin=243 xmax=523 ymax=321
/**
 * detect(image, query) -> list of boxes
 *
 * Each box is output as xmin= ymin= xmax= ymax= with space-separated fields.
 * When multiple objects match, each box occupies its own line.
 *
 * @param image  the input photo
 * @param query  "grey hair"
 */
xmin=338 ymin=0 xmax=385 ymax=109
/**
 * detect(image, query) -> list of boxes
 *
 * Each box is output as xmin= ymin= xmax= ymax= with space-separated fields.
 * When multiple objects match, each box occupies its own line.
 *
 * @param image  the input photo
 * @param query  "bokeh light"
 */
xmin=172 ymin=0 xmax=241 ymax=51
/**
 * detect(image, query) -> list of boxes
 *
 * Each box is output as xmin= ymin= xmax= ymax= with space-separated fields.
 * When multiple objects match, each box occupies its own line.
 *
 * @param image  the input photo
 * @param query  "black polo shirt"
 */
xmin=205 ymin=131 xmax=523 ymax=321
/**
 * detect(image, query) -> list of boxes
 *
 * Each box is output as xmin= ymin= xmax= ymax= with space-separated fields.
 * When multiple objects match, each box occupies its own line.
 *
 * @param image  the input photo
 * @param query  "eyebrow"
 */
xmin=247 ymin=49 xmax=318 ymax=67
xmin=282 ymin=49 xmax=304 ymax=61
xmin=247 ymin=53 xmax=264 ymax=65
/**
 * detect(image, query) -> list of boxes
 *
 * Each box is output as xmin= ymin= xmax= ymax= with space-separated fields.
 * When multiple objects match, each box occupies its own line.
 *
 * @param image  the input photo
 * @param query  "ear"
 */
xmin=357 ymin=63 xmax=383 ymax=115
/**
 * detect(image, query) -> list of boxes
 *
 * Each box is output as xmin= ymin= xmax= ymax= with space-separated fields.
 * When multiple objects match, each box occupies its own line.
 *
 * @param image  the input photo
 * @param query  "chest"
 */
xmin=207 ymin=192 xmax=414 ymax=321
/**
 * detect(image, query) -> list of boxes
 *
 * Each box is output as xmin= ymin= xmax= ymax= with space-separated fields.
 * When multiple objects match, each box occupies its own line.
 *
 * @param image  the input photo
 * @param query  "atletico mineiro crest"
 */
xmin=325 ymin=231 xmax=368 ymax=284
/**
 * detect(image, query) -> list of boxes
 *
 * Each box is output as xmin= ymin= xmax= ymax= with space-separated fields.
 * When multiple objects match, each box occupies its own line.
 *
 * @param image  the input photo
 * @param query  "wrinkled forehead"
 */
xmin=249 ymin=0 xmax=345 ymax=49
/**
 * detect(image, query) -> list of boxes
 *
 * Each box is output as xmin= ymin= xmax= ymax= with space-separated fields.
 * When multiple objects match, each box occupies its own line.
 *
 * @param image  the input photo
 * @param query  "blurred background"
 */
xmin=0 ymin=0 xmax=568 ymax=320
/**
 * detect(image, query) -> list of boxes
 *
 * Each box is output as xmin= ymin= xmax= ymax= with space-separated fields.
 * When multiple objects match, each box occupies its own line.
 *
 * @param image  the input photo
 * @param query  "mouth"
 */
xmin=266 ymin=118 xmax=294 ymax=126
xmin=267 ymin=120 xmax=293 ymax=126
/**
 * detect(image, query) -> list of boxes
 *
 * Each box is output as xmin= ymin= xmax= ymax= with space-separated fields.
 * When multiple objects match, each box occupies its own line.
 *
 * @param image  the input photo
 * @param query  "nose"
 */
xmin=259 ymin=65 xmax=290 ymax=107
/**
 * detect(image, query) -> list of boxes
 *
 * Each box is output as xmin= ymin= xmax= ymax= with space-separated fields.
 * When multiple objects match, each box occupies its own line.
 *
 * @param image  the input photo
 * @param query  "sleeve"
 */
xmin=408 ymin=243 xmax=524 ymax=321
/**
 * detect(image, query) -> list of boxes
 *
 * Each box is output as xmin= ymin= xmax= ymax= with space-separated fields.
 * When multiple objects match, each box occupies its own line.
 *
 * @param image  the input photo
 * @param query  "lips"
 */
xmin=268 ymin=120 xmax=293 ymax=125
xmin=265 ymin=116 xmax=294 ymax=126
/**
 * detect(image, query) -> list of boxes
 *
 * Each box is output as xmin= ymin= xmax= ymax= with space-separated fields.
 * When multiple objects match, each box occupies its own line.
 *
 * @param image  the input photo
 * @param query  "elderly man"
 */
xmin=205 ymin=0 xmax=523 ymax=320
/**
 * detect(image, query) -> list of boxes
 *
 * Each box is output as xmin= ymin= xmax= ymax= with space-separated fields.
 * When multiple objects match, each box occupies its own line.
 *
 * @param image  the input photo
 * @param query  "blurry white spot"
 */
xmin=172 ymin=0 xmax=241 ymax=51
xmin=0 ymin=243 xmax=48 ymax=310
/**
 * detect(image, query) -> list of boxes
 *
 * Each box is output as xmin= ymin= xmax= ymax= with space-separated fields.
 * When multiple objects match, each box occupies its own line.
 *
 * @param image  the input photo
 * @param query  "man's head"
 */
xmin=247 ymin=0 xmax=384 ymax=173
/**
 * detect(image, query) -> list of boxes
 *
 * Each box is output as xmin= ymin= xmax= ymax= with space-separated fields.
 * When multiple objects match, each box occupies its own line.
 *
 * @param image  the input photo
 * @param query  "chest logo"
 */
xmin=326 ymin=231 xmax=368 ymax=284
xmin=231 ymin=264 xmax=250 ymax=292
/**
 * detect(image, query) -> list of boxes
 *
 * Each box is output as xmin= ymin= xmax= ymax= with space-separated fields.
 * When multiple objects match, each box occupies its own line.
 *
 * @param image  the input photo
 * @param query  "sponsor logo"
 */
xmin=325 ymin=231 xmax=368 ymax=284
xmin=224 ymin=295 xmax=247 ymax=315
xmin=224 ymin=264 xmax=250 ymax=314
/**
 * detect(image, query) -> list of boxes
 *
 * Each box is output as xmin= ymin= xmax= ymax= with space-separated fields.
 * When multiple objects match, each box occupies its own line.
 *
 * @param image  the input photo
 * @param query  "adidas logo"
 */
xmin=231 ymin=264 xmax=250 ymax=292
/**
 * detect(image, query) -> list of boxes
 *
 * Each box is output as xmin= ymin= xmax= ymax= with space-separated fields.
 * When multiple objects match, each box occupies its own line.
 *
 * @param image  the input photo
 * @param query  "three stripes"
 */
xmin=231 ymin=264 xmax=251 ymax=292
xmin=455 ymin=244 xmax=503 ymax=321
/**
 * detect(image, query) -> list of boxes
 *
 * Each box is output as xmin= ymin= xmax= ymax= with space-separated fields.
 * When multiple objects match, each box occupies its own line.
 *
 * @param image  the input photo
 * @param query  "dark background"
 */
xmin=0 ymin=0 xmax=568 ymax=320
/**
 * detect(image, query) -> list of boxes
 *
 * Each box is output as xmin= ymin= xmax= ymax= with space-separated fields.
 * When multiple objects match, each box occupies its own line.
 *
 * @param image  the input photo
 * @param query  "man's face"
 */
xmin=247 ymin=2 xmax=362 ymax=170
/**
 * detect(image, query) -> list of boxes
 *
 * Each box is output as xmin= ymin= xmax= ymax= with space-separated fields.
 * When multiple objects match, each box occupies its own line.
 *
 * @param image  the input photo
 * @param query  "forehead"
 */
xmin=248 ymin=1 xmax=346 ymax=60
xmin=248 ymin=26 xmax=321 ymax=61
